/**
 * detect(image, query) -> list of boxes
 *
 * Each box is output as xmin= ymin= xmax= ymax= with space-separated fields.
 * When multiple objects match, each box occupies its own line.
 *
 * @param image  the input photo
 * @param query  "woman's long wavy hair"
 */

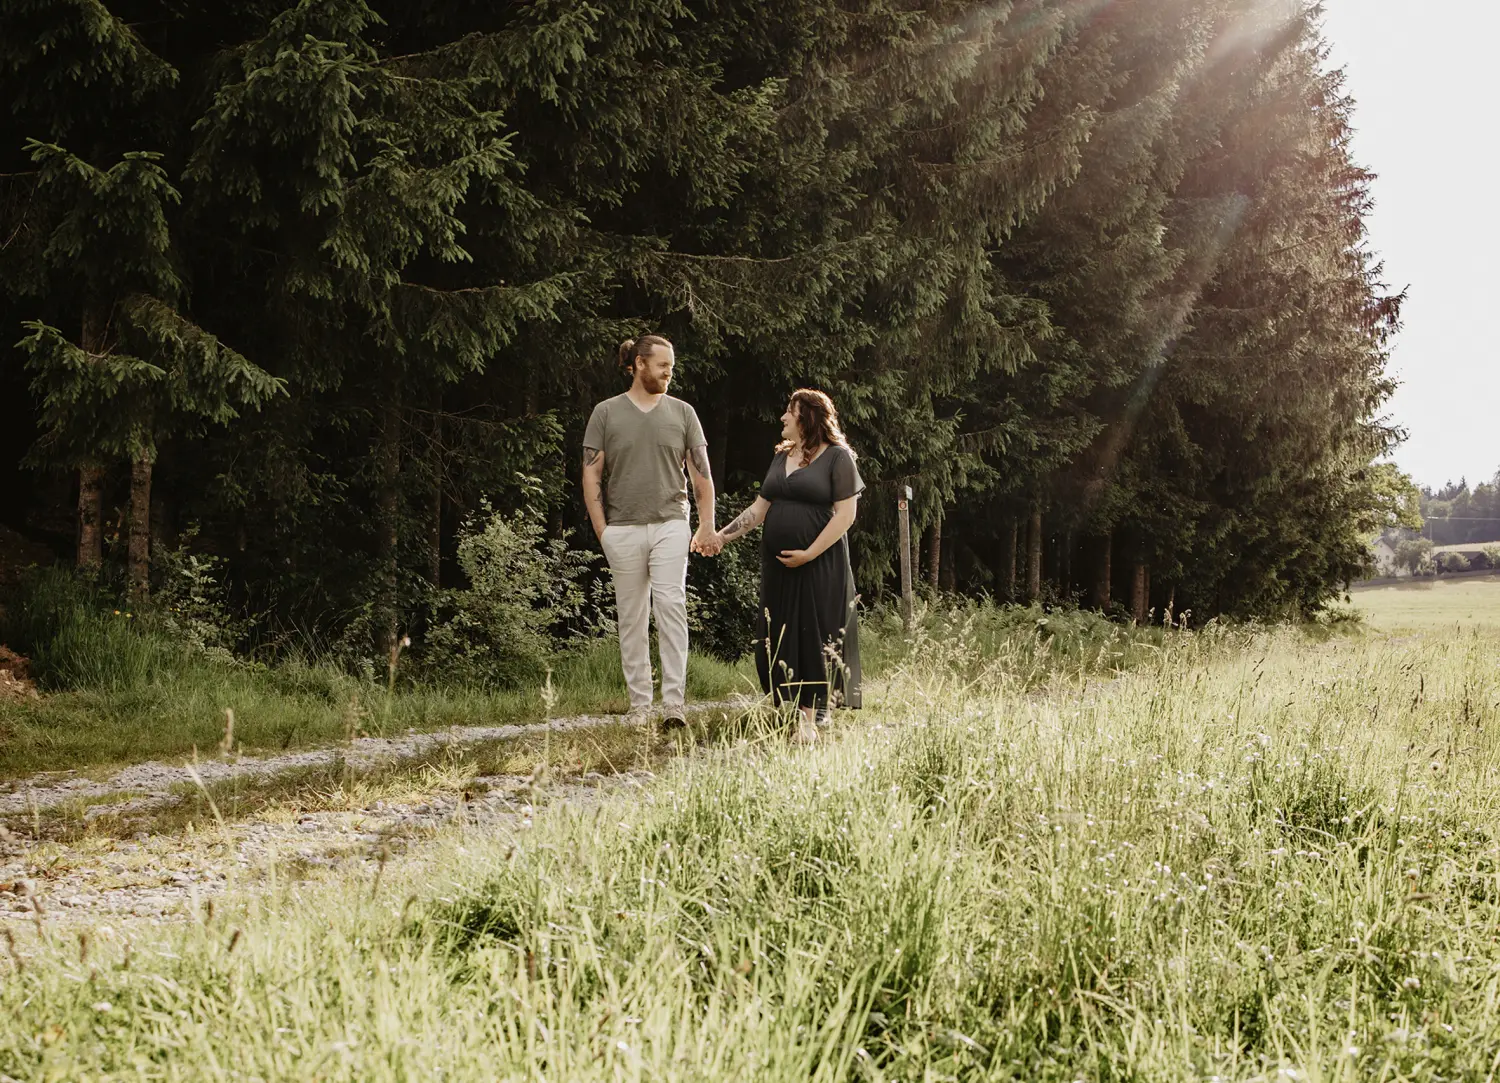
xmin=776 ymin=388 xmax=856 ymax=467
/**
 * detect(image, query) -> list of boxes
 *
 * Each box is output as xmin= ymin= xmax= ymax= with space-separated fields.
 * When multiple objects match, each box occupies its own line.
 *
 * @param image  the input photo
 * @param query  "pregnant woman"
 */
xmin=714 ymin=389 xmax=864 ymax=745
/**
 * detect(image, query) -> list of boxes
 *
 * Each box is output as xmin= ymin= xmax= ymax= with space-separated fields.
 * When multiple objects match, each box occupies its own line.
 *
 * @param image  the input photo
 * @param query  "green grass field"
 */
xmin=1350 ymin=572 xmax=1500 ymax=630
xmin=5 ymin=616 xmax=1500 ymax=1080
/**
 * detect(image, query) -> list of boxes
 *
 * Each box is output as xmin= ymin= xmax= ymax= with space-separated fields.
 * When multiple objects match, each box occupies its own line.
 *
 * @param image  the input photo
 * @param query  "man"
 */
xmin=582 ymin=334 xmax=720 ymax=727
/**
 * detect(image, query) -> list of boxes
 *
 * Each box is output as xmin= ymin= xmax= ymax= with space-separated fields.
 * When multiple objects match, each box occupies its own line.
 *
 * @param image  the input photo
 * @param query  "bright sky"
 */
xmin=1318 ymin=0 xmax=1498 ymax=491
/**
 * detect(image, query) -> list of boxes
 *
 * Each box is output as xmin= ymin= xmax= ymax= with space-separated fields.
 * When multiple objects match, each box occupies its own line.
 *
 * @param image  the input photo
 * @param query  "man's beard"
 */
xmin=639 ymin=371 xmax=669 ymax=395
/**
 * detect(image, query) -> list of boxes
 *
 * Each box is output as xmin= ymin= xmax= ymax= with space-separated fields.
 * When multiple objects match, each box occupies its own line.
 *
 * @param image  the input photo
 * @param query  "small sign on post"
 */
xmin=897 ymin=485 xmax=914 ymax=633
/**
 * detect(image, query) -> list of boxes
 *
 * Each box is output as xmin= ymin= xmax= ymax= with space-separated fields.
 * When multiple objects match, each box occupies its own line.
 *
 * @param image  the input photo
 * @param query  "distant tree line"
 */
xmin=1418 ymin=475 xmax=1500 ymax=547
xmin=0 ymin=0 xmax=1411 ymax=662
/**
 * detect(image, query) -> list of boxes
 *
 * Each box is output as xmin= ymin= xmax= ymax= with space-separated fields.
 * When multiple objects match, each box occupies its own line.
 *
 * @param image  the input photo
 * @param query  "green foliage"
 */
xmin=1439 ymin=552 xmax=1470 ymax=575
xmin=148 ymin=533 xmax=248 ymax=661
xmin=686 ymin=491 xmax=763 ymax=662
xmin=1483 ymin=545 xmax=1500 ymax=570
xmin=419 ymin=505 xmax=599 ymax=688
xmin=1419 ymin=473 xmax=1500 ymax=547
xmin=0 ymin=566 xmax=185 ymax=691
xmin=1394 ymin=537 xmax=1434 ymax=576
xmin=0 ymin=0 xmax=1405 ymax=645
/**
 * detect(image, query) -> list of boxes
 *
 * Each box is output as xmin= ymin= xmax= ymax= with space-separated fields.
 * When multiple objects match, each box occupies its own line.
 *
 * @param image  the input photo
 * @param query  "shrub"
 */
xmin=686 ymin=490 xmax=763 ymax=661
xmin=1439 ymin=551 xmax=1470 ymax=574
xmin=419 ymin=504 xmax=598 ymax=688
xmin=148 ymin=531 xmax=248 ymax=661
xmin=1483 ymin=544 xmax=1500 ymax=571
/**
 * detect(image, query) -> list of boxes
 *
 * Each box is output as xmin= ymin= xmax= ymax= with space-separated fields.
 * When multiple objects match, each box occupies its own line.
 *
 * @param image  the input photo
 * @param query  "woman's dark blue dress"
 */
xmin=755 ymin=445 xmax=864 ymax=710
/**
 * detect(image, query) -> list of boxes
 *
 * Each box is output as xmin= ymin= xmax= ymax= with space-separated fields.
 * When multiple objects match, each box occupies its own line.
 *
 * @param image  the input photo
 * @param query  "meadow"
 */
xmin=4 ymin=604 xmax=1500 ymax=1081
xmin=1350 ymin=572 xmax=1500 ymax=631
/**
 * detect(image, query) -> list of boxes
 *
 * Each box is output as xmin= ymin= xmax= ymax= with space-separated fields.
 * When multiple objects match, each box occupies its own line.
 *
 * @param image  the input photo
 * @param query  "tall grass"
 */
xmin=4 ymin=624 xmax=1499 ymax=1078
xmin=0 ymin=571 xmax=1152 ymax=778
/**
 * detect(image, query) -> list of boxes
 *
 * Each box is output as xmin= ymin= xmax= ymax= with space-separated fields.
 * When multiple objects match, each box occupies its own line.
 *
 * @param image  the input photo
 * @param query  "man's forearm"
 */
xmin=693 ymin=479 xmax=716 ymax=533
xmin=582 ymin=450 xmax=606 ymax=537
xmin=584 ymin=488 xmax=606 ymax=537
xmin=687 ymin=445 xmax=715 ymax=534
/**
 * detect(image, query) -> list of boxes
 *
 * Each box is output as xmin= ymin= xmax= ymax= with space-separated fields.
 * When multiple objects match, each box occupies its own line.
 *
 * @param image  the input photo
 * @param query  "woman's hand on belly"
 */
xmin=777 ymin=549 xmax=813 ymax=568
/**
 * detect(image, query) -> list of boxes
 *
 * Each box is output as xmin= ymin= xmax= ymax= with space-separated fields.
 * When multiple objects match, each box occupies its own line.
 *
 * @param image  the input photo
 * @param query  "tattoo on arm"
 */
xmin=720 ymin=507 xmax=758 ymax=542
xmin=583 ymin=447 xmax=602 ymax=468
xmin=688 ymin=445 xmax=712 ymax=483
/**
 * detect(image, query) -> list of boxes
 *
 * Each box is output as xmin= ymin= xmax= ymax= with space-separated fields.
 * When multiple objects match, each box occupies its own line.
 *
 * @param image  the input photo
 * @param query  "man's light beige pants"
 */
xmin=599 ymin=520 xmax=691 ymax=711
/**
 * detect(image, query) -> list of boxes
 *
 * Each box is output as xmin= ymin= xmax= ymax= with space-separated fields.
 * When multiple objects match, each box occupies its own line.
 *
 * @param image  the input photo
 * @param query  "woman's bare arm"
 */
xmin=798 ymin=496 xmax=858 ymax=561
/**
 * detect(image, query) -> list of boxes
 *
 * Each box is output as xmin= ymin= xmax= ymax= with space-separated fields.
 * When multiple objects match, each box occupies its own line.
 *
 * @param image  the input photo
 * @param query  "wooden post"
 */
xmin=898 ymin=486 xmax=914 ymax=633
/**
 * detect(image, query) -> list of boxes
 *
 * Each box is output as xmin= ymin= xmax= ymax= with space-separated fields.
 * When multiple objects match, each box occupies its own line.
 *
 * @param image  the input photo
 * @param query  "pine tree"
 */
xmin=1 ymin=0 xmax=278 ymax=592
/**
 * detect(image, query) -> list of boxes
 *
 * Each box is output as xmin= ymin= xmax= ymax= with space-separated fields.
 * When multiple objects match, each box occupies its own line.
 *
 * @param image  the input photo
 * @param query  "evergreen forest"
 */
xmin=1418 ymin=476 xmax=1500 ymax=547
xmin=0 ymin=0 xmax=1414 ymax=671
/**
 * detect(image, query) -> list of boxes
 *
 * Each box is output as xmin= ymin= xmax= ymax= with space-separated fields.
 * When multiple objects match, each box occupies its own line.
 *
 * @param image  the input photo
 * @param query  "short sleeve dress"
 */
xmin=754 ymin=444 xmax=864 ymax=710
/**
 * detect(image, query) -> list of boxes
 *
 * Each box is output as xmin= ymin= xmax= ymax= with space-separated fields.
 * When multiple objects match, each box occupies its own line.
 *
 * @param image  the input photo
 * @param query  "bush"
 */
xmin=1439 ymin=551 xmax=1470 ymax=574
xmin=1483 ymin=544 xmax=1500 ymax=571
xmin=419 ymin=504 xmax=598 ymax=688
xmin=149 ymin=532 xmax=249 ymax=661
xmin=686 ymin=490 xmax=763 ymax=662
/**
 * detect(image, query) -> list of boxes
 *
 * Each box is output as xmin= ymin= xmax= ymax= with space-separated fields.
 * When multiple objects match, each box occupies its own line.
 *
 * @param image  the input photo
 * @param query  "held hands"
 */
xmin=777 ymin=548 xmax=812 ymax=568
xmin=691 ymin=527 xmax=723 ymax=557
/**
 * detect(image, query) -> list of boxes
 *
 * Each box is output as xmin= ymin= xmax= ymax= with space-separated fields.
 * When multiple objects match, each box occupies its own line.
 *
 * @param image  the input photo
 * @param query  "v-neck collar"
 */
xmin=624 ymin=392 xmax=664 ymax=415
xmin=784 ymin=444 xmax=830 ymax=479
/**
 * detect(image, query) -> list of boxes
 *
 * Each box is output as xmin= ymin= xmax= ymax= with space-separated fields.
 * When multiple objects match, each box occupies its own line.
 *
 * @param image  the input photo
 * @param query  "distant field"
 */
xmin=1350 ymin=571 xmax=1500 ymax=629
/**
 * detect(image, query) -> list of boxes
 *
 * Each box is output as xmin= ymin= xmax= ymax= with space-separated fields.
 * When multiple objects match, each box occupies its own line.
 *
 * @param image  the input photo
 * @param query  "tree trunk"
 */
xmin=939 ymin=522 xmax=957 ymax=593
xmin=376 ymin=377 xmax=402 ymax=655
xmin=427 ymin=393 xmax=443 ymax=588
xmin=1131 ymin=562 xmax=1150 ymax=625
xmin=1026 ymin=509 xmax=1043 ymax=603
xmin=1093 ymin=531 xmax=1112 ymax=611
xmin=1003 ymin=517 xmax=1017 ymax=601
xmin=77 ymin=465 xmax=104 ymax=571
xmin=927 ymin=516 xmax=942 ymax=590
xmin=1058 ymin=529 xmax=1073 ymax=598
xmin=76 ymin=306 xmax=108 ymax=572
xmin=127 ymin=451 xmax=153 ymax=599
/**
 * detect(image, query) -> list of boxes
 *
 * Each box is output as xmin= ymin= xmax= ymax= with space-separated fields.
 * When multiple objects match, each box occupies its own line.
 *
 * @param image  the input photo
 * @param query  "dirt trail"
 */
xmin=0 ymin=767 xmax=656 ymax=927
xmin=0 ymin=702 xmax=740 ymax=816
xmin=0 ymin=701 xmax=745 ymax=928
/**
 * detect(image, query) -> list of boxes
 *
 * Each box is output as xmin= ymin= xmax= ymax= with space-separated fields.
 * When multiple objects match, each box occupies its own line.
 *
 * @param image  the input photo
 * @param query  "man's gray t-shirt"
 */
xmin=583 ymin=394 xmax=707 ymax=525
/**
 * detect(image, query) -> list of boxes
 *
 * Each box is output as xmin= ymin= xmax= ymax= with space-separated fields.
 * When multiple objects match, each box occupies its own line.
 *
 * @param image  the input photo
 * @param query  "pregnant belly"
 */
xmin=764 ymin=502 xmax=831 ymax=552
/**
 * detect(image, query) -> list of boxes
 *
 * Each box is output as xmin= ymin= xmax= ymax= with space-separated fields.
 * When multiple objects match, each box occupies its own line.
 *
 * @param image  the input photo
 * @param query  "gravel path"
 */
xmin=0 ymin=702 xmax=746 ymax=930
xmin=0 ymin=769 xmax=656 ymax=928
xmin=0 ymin=702 xmax=740 ymax=816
